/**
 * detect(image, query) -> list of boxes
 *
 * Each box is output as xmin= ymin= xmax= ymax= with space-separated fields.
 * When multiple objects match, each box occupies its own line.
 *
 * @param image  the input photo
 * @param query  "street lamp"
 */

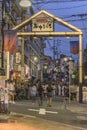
xmin=32 ymin=56 xmax=38 ymax=62
xmin=29 ymin=54 xmax=39 ymax=78
xmin=19 ymin=0 xmax=31 ymax=7
xmin=64 ymin=56 xmax=73 ymax=103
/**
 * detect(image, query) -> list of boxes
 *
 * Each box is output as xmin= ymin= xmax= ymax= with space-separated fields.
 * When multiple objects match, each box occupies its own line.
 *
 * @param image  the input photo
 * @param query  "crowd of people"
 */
xmin=14 ymin=80 xmax=69 ymax=107
xmin=0 ymin=79 xmax=70 ymax=114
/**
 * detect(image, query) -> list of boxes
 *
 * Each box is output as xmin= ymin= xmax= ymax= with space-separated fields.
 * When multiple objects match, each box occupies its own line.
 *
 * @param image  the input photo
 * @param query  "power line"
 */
xmin=32 ymin=0 xmax=87 ymax=5
xmin=46 ymin=4 xmax=87 ymax=11
xmin=31 ymin=0 xmax=87 ymax=11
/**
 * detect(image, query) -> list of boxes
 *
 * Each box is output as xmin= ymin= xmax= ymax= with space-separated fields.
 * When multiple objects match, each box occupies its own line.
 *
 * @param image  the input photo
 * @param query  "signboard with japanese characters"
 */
xmin=32 ymin=13 xmax=54 ymax=32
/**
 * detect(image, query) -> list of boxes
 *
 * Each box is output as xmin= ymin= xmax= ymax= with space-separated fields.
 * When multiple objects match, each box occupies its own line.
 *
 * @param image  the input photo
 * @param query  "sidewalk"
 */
xmin=0 ymin=112 xmax=86 ymax=130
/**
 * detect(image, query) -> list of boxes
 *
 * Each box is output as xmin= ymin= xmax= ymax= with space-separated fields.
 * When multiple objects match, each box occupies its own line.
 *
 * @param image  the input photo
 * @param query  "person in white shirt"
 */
xmin=4 ymin=85 xmax=9 ymax=113
xmin=0 ymin=87 xmax=4 ymax=112
xmin=58 ymin=83 xmax=62 ymax=96
xmin=30 ymin=83 xmax=37 ymax=104
xmin=8 ymin=80 xmax=15 ymax=104
xmin=62 ymin=84 xmax=65 ymax=96
xmin=52 ymin=83 xmax=56 ymax=97
xmin=42 ymin=83 xmax=47 ymax=99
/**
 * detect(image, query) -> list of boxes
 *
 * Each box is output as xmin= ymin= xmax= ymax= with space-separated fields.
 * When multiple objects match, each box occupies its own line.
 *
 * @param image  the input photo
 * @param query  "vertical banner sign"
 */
xmin=4 ymin=30 xmax=17 ymax=54
xmin=32 ymin=13 xmax=54 ymax=32
xmin=70 ymin=41 xmax=79 ymax=54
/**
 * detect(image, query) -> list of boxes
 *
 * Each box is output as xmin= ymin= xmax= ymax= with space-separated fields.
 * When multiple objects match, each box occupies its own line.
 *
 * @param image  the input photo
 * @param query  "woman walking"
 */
xmin=46 ymin=83 xmax=53 ymax=107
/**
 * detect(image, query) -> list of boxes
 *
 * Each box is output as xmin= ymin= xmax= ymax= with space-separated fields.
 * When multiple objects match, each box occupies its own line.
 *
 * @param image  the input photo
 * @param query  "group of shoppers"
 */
xmin=14 ymin=80 xmax=70 ymax=107
xmin=28 ymin=81 xmax=53 ymax=107
xmin=0 ymin=78 xmax=70 ymax=113
xmin=28 ymin=81 xmax=71 ymax=107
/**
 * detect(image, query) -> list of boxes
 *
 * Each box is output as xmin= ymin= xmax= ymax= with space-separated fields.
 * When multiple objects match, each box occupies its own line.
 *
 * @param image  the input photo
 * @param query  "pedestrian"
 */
xmin=42 ymin=83 xmax=47 ymax=99
xmin=46 ymin=83 xmax=53 ymax=107
xmin=27 ymin=84 xmax=31 ymax=99
xmin=30 ymin=83 xmax=37 ymax=104
xmin=52 ymin=83 xmax=56 ymax=97
xmin=64 ymin=85 xmax=69 ymax=99
xmin=58 ymin=83 xmax=62 ymax=96
xmin=8 ymin=80 xmax=15 ymax=104
xmin=64 ymin=85 xmax=69 ymax=109
xmin=37 ymin=82 xmax=44 ymax=106
xmin=4 ymin=85 xmax=9 ymax=114
xmin=61 ymin=84 xmax=65 ymax=96
xmin=0 ymin=87 xmax=5 ymax=112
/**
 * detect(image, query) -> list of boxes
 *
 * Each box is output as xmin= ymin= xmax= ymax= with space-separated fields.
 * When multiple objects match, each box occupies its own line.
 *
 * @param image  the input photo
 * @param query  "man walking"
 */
xmin=37 ymin=82 xmax=44 ymax=106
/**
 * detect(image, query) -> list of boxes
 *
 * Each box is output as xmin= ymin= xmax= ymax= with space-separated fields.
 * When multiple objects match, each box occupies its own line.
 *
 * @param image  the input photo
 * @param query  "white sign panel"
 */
xmin=32 ymin=14 xmax=53 ymax=32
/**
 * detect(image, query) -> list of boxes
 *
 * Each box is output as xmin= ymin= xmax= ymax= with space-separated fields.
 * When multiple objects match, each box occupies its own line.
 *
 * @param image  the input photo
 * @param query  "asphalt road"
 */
xmin=10 ymin=99 xmax=87 ymax=130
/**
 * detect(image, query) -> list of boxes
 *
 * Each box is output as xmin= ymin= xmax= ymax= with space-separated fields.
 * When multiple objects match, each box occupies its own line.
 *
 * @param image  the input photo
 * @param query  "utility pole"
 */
xmin=52 ymin=39 xmax=61 ymax=60
xmin=53 ymin=39 xmax=56 ymax=60
xmin=56 ymin=39 xmax=61 ymax=59
xmin=1 ymin=0 xmax=5 ymax=68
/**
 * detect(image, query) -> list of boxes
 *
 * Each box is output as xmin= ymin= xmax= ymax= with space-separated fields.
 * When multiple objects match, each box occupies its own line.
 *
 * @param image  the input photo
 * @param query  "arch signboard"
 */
xmin=12 ymin=10 xmax=83 ymax=103
xmin=32 ymin=13 xmax=54 ymax=32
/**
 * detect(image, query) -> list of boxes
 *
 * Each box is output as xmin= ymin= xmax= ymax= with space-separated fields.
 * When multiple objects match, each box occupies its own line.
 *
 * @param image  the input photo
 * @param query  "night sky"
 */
xmin=31 ymin=0 xmax=87 ymax=61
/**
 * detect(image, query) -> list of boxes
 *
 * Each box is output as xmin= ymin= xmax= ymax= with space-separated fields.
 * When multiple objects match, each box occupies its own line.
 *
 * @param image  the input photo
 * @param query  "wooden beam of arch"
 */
xmin=17 ymin=31 xmax=82 ymax=37
xmin=12 ymin=10 xmax=82 ymax=32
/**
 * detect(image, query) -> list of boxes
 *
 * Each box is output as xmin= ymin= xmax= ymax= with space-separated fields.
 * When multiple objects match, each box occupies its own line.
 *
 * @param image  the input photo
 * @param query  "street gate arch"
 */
xmin=12 ymin=10 xmax=83 ymax=103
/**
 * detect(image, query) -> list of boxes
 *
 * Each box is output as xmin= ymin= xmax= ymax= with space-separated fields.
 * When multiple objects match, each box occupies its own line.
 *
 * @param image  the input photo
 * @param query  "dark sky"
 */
xmin=31 ymin=0 xmax=87 ymax=61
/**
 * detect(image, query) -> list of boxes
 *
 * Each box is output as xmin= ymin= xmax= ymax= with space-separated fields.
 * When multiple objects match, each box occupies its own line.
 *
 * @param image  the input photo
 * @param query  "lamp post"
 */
xmin=29 ymin=55 xmax=43 ymax=82
xmin=64 ymin=57 xmax=73 ymax=103
xmin=68 ymin=57 xmax=73 ymax=103
xmin=29 ymin=54 xmax=40 ymax=79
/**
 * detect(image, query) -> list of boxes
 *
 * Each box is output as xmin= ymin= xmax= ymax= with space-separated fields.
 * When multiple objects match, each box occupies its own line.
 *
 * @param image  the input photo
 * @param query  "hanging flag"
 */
xmin=4 ymin=30 xmax=17 ymax=54
xmin=70 ymin=41 xmax=79 ymax=54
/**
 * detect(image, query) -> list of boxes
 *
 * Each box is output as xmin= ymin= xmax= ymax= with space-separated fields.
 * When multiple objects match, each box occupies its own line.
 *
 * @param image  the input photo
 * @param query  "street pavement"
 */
xmin=0 ymin=96 xmax=87 ymax=130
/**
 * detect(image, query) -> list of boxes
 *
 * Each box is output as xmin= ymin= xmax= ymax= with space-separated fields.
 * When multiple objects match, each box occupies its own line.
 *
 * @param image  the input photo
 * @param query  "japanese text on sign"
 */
xmin=32 ymin=16 xmax=54 ymax=32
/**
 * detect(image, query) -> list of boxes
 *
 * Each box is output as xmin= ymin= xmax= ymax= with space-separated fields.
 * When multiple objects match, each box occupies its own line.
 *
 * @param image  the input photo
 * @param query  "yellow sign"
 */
xmin=0 ymin=76 xmax=7 ymax=80
xmin=0 ymin=76 xmax=6 ymax=89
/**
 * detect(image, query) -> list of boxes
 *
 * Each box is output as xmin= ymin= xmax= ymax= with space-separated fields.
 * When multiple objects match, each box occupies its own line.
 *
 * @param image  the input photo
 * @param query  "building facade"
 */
xmin=0 ymin=0 xmax=45 ymax=85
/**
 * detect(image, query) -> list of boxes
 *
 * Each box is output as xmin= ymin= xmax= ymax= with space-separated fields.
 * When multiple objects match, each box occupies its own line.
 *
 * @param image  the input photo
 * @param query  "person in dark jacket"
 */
xmin=64 ymin=85 xmax=69 ymax=109
xmin=64 ymin=85 xmax=69 ymax=103
xmin=37 ymin=82 xmax=44 ymax=106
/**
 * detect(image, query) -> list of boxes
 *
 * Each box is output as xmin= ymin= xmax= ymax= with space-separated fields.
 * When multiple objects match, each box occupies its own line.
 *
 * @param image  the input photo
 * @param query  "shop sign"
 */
xmin=32 ymin=14 xmax=53 ymax=32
